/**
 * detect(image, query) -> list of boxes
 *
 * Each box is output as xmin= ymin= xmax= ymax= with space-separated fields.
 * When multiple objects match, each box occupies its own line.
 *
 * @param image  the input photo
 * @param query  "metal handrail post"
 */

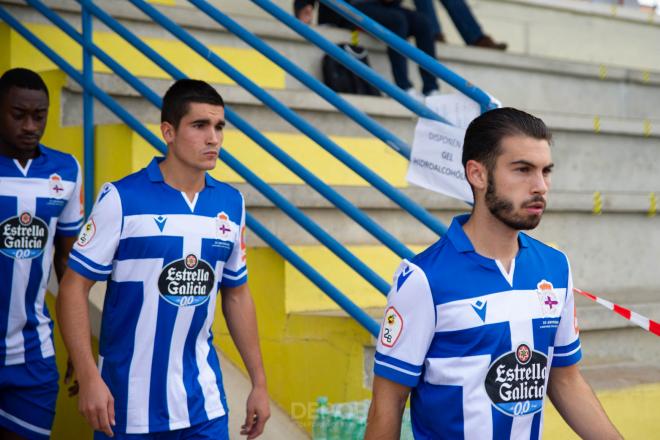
xmin=318 ymin=0 xmax=498 ymax=113
xmin=189 ymin=0 xmax=411 ymax=158
xmin=0 ymin=6 xmax=380 ymax=335
xmin=251 ymin=0 xmax=449 ymax=123
xmin=128 ymin=0 xmax=448 ymax=237
xmin=82 ymin=2 xmax=94 ymax=213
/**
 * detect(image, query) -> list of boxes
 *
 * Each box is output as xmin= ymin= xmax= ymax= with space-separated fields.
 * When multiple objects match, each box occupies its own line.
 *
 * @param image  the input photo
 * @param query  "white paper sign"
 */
xmin=407 ymin=117 xmax=474 ymax=204
xmin=426 ymin=93 xmax=481 ymax=129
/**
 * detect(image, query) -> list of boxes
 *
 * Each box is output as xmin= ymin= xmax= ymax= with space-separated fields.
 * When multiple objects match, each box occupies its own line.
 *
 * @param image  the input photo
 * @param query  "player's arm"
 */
xmin=220 ymin=283 xmax=270 ymax=439
xmin=367 ymin=261 xmax=436 ymax=439
xmin=57 ymin=269 xmax=115 ymax=437
xmin=547 ymin=365 xmax=621 ymax=439
xmin=365 ymin=376 xmax=410 ymax=440
xmin=53 ymin=235 xmax=76 ymax=281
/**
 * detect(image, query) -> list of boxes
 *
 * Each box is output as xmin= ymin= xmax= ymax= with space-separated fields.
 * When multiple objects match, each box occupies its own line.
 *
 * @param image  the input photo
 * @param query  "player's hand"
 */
xmin=240 ymin=385 xmax=270 ymax=439
xmin=64 ymin=356 xmax=79 ymax=397
xmin=78 ymin=374 xmax=116 ymax=437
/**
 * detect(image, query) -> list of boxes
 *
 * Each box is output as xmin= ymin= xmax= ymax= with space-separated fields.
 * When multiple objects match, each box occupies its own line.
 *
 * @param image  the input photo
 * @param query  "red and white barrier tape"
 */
xmin=574 ymin=288 xmax=660 ymax=337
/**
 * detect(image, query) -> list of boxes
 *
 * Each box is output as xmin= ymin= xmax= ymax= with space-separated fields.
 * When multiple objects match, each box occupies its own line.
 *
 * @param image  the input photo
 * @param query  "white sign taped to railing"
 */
xmin=406 ymin=94 xmax=482 ymax=204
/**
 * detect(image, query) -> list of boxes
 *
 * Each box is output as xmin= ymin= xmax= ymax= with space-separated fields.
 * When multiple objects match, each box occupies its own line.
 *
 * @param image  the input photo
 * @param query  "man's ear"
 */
xmin=161 ymin=121 xmax=175 ymax=144
xmin=465 ymin=159 xmax=488 ymax=192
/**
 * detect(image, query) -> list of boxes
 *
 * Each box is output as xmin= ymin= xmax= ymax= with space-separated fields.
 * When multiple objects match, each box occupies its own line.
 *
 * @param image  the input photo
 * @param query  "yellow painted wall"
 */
xmin=1 ymin=22 xmax=285 ymax=89
xmin=45 ymin=293 xmax=98 ymax=440
xmin=543 ymin=384 xmax=660 ymax=439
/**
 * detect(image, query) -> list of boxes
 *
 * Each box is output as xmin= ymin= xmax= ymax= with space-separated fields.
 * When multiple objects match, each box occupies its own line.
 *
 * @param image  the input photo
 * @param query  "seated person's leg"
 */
xmin=399 ymin=6 xmax=439 ymax=95
xmin=354 ymin=3 xmax=413 ymax=92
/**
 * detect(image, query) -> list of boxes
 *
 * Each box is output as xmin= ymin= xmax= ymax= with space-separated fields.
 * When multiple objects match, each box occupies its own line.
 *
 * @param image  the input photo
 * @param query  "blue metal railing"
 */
xmin=318 ymin=0 xmax=498 ymax=113
xmin=251 ymin=0 xmax=449 ymax=124
xmin=0 ymin=4 xmax=381 ymax=336
xmin=190 ymin=0 xmax=411 ymax=158
xmin=126 ymin=0 xmax=447 ymax=238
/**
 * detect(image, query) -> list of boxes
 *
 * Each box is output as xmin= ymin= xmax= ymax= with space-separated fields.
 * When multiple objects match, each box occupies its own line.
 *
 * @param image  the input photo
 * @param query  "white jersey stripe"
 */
xmin=0 ymin=177 xmax=76 ymax=199
xmin=0 ymin=408 xmax=51 ymax=436
xmin=115 ymin=258 xmax=163 ymax=434
xmin=4 ymin=196 xmax=34 ymax=365
xmin=197 ymin=290 xmax=225 ymax=420
xmin=508 ymin=320 xmax=535 ymax=440
xmin=166 ymin=307 xmax=194 ymax=430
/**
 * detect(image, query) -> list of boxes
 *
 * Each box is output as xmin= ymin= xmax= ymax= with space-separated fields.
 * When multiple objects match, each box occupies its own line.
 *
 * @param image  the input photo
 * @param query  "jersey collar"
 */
xmin=447 ymin=214 xmax=529 ymax=254
xmin=146 ymin=156 xmax=216 ymax=187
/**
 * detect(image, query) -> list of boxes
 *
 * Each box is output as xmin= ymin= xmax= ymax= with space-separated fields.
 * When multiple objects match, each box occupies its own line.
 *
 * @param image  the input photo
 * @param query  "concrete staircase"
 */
xmin=1 ymin=0 xmax=659 ymax=437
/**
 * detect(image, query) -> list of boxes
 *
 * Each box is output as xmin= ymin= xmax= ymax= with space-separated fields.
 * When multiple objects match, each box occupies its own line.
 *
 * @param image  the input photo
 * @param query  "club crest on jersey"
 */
xmin=158 ymin=253 xmax=215 ymax=307
xmin=77 ymin=219 xmax=96 ymax=247
xmin=485 ymin=343 xmax=548 ymax=417
xmin=216 ymin=212 xmax=234 ymax=240
xmin=537 ymin=280 xmax=560 ymax=317
xmin=381 ymin=306 xmax=403 ymax=347
xmin=0 ymin=212 xmax=49 ymax=259
xmin=48 ymin=173 xmax=65 ymax=198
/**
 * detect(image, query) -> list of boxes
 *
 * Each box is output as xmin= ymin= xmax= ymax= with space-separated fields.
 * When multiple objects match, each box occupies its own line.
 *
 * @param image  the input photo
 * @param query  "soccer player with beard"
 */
xmin=365 ymin=108 xmax=621 ymax=439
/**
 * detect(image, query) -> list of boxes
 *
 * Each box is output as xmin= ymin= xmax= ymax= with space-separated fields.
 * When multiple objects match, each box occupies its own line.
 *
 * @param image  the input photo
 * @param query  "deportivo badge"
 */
xmin=49 ymin=173 xmax=65 ymax=198
xmin=216 ymin=212 xmax=234 ymax=240
xmin=537 ymin=280 xmax=560 ymax=317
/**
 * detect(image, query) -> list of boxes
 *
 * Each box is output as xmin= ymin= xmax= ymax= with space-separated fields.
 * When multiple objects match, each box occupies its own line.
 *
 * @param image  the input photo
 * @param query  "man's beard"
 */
xmin=485 ymin=173 xmax=545 ymax=230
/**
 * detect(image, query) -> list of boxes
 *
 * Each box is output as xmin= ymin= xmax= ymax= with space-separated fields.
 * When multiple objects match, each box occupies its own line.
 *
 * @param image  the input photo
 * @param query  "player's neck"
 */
xmin=462 ymin=204 xmax=519 ymax=271
xmin=159 ymin=157 xmax=206 ymax=202
xmin=0 ymin=141 xmax=39 ymax=166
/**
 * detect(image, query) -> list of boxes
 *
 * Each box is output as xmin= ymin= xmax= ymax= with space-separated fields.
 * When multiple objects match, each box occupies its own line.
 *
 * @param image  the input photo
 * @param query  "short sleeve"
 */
xmin=56 ymin=158 xmax=84 ymax=236
xmin=552 ymin=259 xmax=582 ymax=367
xmin=68 ymin=183 xmax=122 ymax=281
xmin=373 ymin=260 xmax=436 ymax=387
xmin=220 ymin=193 xmax=247 ymax=288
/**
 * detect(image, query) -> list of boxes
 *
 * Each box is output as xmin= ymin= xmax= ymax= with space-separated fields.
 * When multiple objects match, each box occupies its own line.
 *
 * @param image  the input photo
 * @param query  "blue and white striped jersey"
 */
xmin=375 ymin=214 xmax=581 ymax=440
xmin=68 ymin=157 xmax=247 ymax=434
xmin=0 ymin=145 xmax=83 ymax=366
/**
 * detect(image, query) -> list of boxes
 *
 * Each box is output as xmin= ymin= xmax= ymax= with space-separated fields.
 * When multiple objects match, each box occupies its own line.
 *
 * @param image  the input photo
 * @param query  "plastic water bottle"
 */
xmin=312 ymin=396 xmax=330 ymax=440
xmin=328 ymin=404 xmax=343 ymax=440
xmin=353 ymin=415 xmax=367 ymax=440
xmin=400 ymin=408 xmax=413 ymax=440
xmin=341 ymin=404 xmax=357 ymax=439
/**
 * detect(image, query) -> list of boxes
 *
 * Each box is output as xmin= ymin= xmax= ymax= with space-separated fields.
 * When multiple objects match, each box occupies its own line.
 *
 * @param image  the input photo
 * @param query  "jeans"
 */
xmin=355 ymin=3 xmax=439 ymax=94
xmin=414 ymin=0 xmax=484 ymax=45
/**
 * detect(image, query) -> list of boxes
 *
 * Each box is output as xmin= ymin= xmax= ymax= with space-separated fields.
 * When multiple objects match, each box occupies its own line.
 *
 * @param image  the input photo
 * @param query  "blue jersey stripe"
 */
xmin=374 ymin=352 xmax=422 ymax=374
xmin=491 ymin=405 xmax=513 ymax=439
xmin=148 ymin=299 xmax=178 ymax=431
xmin=182 ymin=303 xmax=211 ymax=425
xmin=21 ymin=256 xmax=46 ymax=363
xmin=70 ymin=249 xmax=113 ymax=272
xmin=0 ymin=195 xmax=18 ymax=365
xmin=554 ymin=338 xmax=580 ymax=354
xmin=99 ymin=280 xmax=143 ymax=433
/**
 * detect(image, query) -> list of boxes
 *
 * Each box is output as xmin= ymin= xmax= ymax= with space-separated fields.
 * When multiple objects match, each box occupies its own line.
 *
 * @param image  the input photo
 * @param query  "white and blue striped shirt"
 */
xmin=69 ymin=157 xmax=247 ymax=434
xmin=0 ymin=145 xmax=83 ymax=366
xmin=375 ymin=214 xmax=581 ymax=440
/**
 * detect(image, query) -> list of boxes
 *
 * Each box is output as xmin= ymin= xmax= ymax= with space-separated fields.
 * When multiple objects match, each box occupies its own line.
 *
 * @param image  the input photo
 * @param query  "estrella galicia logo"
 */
xmin=0 ymin=212 xmax=49 ymax=259
xmin=158 ymin=253 xmax=215 ymax=307
xmin=484 ymin=344 xmax=548 ymax=417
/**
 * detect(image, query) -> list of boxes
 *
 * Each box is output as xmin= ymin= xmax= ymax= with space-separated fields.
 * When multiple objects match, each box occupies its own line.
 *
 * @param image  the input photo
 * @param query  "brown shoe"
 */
xmin=435 ymin=33 xmax=446 ymax=43
xmin=471 ymin=35 xmax=507 ymax=51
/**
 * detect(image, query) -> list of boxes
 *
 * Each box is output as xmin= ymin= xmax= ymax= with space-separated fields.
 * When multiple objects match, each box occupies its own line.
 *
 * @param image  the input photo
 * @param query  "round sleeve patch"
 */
xmin=381 ymin=306 xmax=403 ymax=348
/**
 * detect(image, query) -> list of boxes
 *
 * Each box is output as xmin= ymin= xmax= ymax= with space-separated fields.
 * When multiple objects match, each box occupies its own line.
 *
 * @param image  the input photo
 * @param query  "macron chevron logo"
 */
xmin=471 ymin=299 xmax=487 ymax=322
xmin=98 ymin=185 xmax=111 ymax=203
xmin=154 ymin=215 xmax=167 ymax=232
xmin=396 ymin=265 xmax=414 ymax=291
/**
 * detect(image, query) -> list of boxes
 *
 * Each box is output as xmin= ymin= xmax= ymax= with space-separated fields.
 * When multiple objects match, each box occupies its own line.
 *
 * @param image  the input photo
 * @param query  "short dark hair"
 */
xmin=462 ymin=107 xmax=551 ymax=172
xmin=161 ymin=79 xmax=224 ymax=128
xmin=0 ymin=68 xmax=49 ymax=101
